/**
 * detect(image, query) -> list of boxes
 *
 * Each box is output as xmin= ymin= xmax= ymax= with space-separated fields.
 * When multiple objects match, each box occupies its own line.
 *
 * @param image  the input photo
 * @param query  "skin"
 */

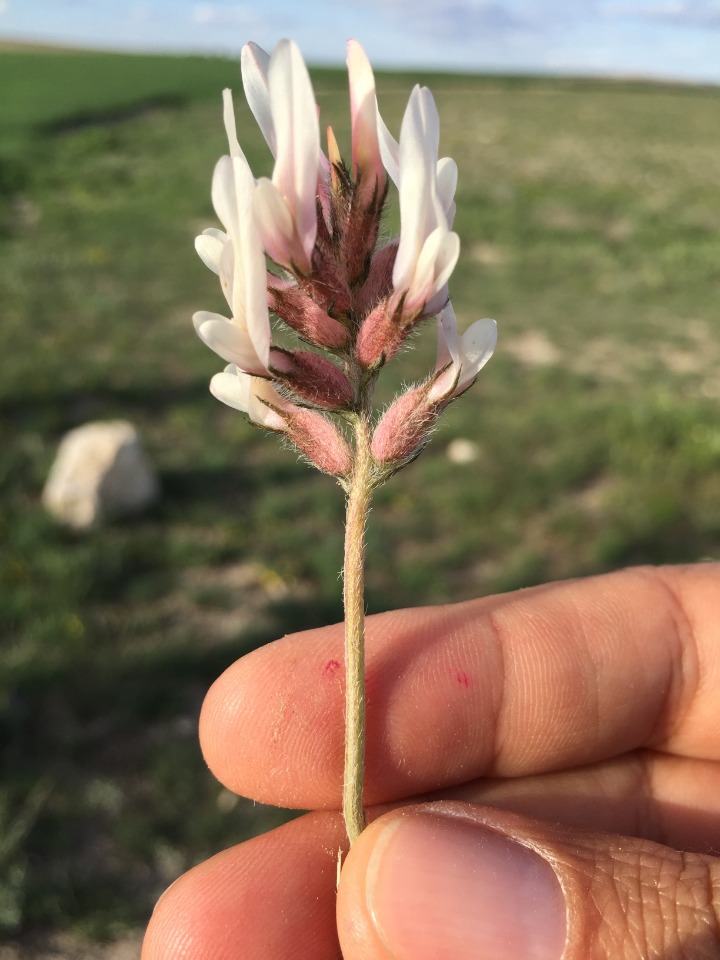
xmin=142 ymin=563 xmax=720 ymax=959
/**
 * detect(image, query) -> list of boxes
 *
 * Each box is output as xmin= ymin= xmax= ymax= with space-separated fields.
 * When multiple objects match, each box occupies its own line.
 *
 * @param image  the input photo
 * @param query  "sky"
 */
xmin=1 ymin=0 xmax=720 ymax=84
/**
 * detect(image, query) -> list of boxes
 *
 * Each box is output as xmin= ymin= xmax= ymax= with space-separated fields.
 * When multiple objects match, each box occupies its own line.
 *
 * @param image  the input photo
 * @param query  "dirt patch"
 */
xmin=470 ymin=242 xmax=509 ymax=267
xmin=177 ymin=561 xmax=308 ymax=641
xmin=504 ymin=331 xmax=561 ymax=367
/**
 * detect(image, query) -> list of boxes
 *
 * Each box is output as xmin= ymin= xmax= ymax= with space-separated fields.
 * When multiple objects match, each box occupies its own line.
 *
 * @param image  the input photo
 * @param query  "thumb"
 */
xmin=337 ymin=801 xmax=720 ymax=960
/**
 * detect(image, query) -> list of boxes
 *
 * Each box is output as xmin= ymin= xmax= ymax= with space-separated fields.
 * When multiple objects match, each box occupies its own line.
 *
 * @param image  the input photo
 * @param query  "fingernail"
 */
xmin=366 ymin=814 xmax=567 ymax=960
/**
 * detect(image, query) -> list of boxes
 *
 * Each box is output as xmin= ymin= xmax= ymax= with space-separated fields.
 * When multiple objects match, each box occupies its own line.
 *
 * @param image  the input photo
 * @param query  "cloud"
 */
xmin=360 ymin=0 xmax=720 ymax=40
xmin=191 ymin=3 xmax=262 ymax=27
xmin=357 ymin=0 xmax=607 ymax=45
xmin=598 ymin=0 xmax=720 ymax=27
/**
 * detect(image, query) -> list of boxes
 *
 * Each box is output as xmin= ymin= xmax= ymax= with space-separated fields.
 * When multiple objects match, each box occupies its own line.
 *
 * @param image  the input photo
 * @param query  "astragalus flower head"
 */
xmin=194 ymin=37 xmax=494 ymax=481
xmin=193 ymin=40 xmax=496 ymax=846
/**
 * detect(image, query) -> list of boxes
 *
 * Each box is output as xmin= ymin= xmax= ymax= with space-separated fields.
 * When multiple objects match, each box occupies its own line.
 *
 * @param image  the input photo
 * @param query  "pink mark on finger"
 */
xmin=323 ymin=658 xmax=341 ymax=678
xmin=455 ymin=669 xmax=470 ymax=688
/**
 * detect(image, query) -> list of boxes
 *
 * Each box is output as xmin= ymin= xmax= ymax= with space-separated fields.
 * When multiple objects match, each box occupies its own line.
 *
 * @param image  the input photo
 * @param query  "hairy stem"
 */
xmin=343 ymin=413 xmax=373 ymax=845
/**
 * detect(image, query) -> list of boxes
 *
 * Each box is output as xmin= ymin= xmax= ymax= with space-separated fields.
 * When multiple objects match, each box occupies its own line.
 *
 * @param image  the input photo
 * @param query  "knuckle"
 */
xmin=565 ymin=838 xmax=720 ymax=959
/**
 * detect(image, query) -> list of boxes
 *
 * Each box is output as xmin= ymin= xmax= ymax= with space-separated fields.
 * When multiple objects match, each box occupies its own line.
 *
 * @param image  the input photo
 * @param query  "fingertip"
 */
xmin=144 ymin=813 xmax=347 ymax=960
xmin=142 ymin=855 xmax=229 ymax=960
xmin=198 ymin=627 xmax=346 ymax=806
xmin=198 ymin=656 xmax=246 ymax=788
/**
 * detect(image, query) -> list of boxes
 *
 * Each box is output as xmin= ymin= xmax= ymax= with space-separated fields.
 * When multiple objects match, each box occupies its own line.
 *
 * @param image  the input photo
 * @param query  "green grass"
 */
xmin=1 ymin=46 xmax=719 ymax=946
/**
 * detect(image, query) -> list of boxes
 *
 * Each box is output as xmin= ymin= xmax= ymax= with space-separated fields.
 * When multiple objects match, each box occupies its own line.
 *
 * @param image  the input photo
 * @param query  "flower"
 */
xmin=353 ymin=83 xmax=461 ymax=367
xmin=210 ymin=364 xmax=288 ymax=429
xmin=377 ymin=95 xmax=457 ymax=230
xmin=428 ymin=304 xmax=497 ymax=402
xmin=193 ymin=94 xmax=271 ymax=376
xmin=391 ymin=86 xmax=460 ymax=317
xmin=210 ymin=366 xmax=352 ymax=476
xmin=372 ymin=304 xmax=496 ymax=466
xmin=346 ymin=39 xmax=386 ymax=197
xmin=250 ymin=39 xmax=320 ymax=274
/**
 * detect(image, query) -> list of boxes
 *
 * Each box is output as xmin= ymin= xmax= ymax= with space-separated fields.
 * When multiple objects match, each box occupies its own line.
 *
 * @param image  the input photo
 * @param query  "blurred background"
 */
xmin=1 ymin=1 xmax=719 ymax=956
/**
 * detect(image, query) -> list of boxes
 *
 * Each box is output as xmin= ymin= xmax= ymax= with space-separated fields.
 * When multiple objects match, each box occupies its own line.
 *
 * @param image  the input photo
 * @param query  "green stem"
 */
xmin=342 ymin=413 xmax=373 ymax=845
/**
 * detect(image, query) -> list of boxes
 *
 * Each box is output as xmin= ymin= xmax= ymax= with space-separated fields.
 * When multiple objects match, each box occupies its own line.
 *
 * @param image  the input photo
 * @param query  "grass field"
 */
xmin=1 ymin=45 xmax=719 ymax=949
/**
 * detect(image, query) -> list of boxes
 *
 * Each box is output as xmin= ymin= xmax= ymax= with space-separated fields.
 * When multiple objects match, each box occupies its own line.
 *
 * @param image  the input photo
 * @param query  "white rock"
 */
xmin=42 ymin=421 xmax=158 ymax=529
xmin=446 ymin=438 xmax=480 ymax=464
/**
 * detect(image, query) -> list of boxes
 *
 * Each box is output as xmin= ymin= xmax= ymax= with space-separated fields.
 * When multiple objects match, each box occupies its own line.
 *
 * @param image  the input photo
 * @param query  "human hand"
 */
xmin=142 ymin=563 xmax=720 ymax=959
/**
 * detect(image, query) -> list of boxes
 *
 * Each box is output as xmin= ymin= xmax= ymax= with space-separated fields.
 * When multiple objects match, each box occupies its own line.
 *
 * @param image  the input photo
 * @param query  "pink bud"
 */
xmin=267 ymin=276 xmax=349 ymax=349
xmin=354 ymin=297 xmax=417 ymax=368
xmin=354 ymin=240 xmax=398 ymax=317
xmin=270 ymin=348 xmax=354 ymax=409
xmin=339 ymin=178 xmax=387 ymax=288
xmin=305 ymin=249 xmax=353 ymax=315
xmin=371 ymin=385 xmax=439 ymax=465
xmin=287 ymin=409 xmax=352 ymax=476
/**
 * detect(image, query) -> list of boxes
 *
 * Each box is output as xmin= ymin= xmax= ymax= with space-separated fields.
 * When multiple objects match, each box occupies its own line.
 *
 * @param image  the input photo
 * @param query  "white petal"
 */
xmin=436 ymin=157 xmax=457 ymax=225
xmin=192 ymin=310 xmax=228 ymax=334
xmin=393 ymin=87 xmax=435 ymax=290
xmin=377 ymin=111 xmax=399 ymax=185
xmin=408 ymin=226 xmax=445 ymax=307
xmin=217 ymin=239 xmax=236 ymax=312
xmin=211 ymin=156 xmax=238 ymax=236
xmin=193 ymin=312 xmax=265 ymax=372
xmin=241 ymin=42 xmax=276 ymax=155
xmin=428 ymin=366 xmax=457 ymax=402
xmin=407 ymin=229 xmax=459 ymax=310
xmin=248 ymin=399 xmax=286 ymax=431
xmin=430 ymin=231 xmax=460 ymax=294
xmin=195 ymin=228 xmax=228 ymax=274
xmin=439 ymin=303 xmax=462 ymax=368
xmin=253 ymin=176 xmax=301 ymax=269
xmin=230 ymin=157 xmax=271 ymax=366
xmin=347 ymin=39 xmax=382 ymax=178
xmin=423 ymin=283 xmax=450 ymax=318
xmin=393 ymin=86 xmax=447 ymax=294
xmin=269 ymin=39 xmax=319 ymax=267
xmin=427 ymin=303 xmax=461 ymax=402
xmin=210 ymin=366 xmax=252 ymax=412
xmin=248 ymin=377 xmax=293 ymax=429
xmin=222 ymin=89 xmax=246 ymax=161
xmin=435 ymin=303 xmax=459 ymax=370
xmin=455 ymin=318 xmax=497 ymax=393
xmin=210 ymin=367 xmax=288 ymax=430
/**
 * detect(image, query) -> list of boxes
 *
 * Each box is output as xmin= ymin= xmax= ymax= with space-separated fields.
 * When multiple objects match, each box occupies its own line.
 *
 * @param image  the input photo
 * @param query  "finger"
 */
xmin=200 ymin=563 xmax=720 ymax=807
xmin=442 ymin=751 xmax=720 ymax=855
xmin=142 ymin=812 xmax=346 ymax=960
xmin=337 ymin=801 xmax=720 ymax=960
xmin=141 ymin=772 xmax=720 ymax=960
